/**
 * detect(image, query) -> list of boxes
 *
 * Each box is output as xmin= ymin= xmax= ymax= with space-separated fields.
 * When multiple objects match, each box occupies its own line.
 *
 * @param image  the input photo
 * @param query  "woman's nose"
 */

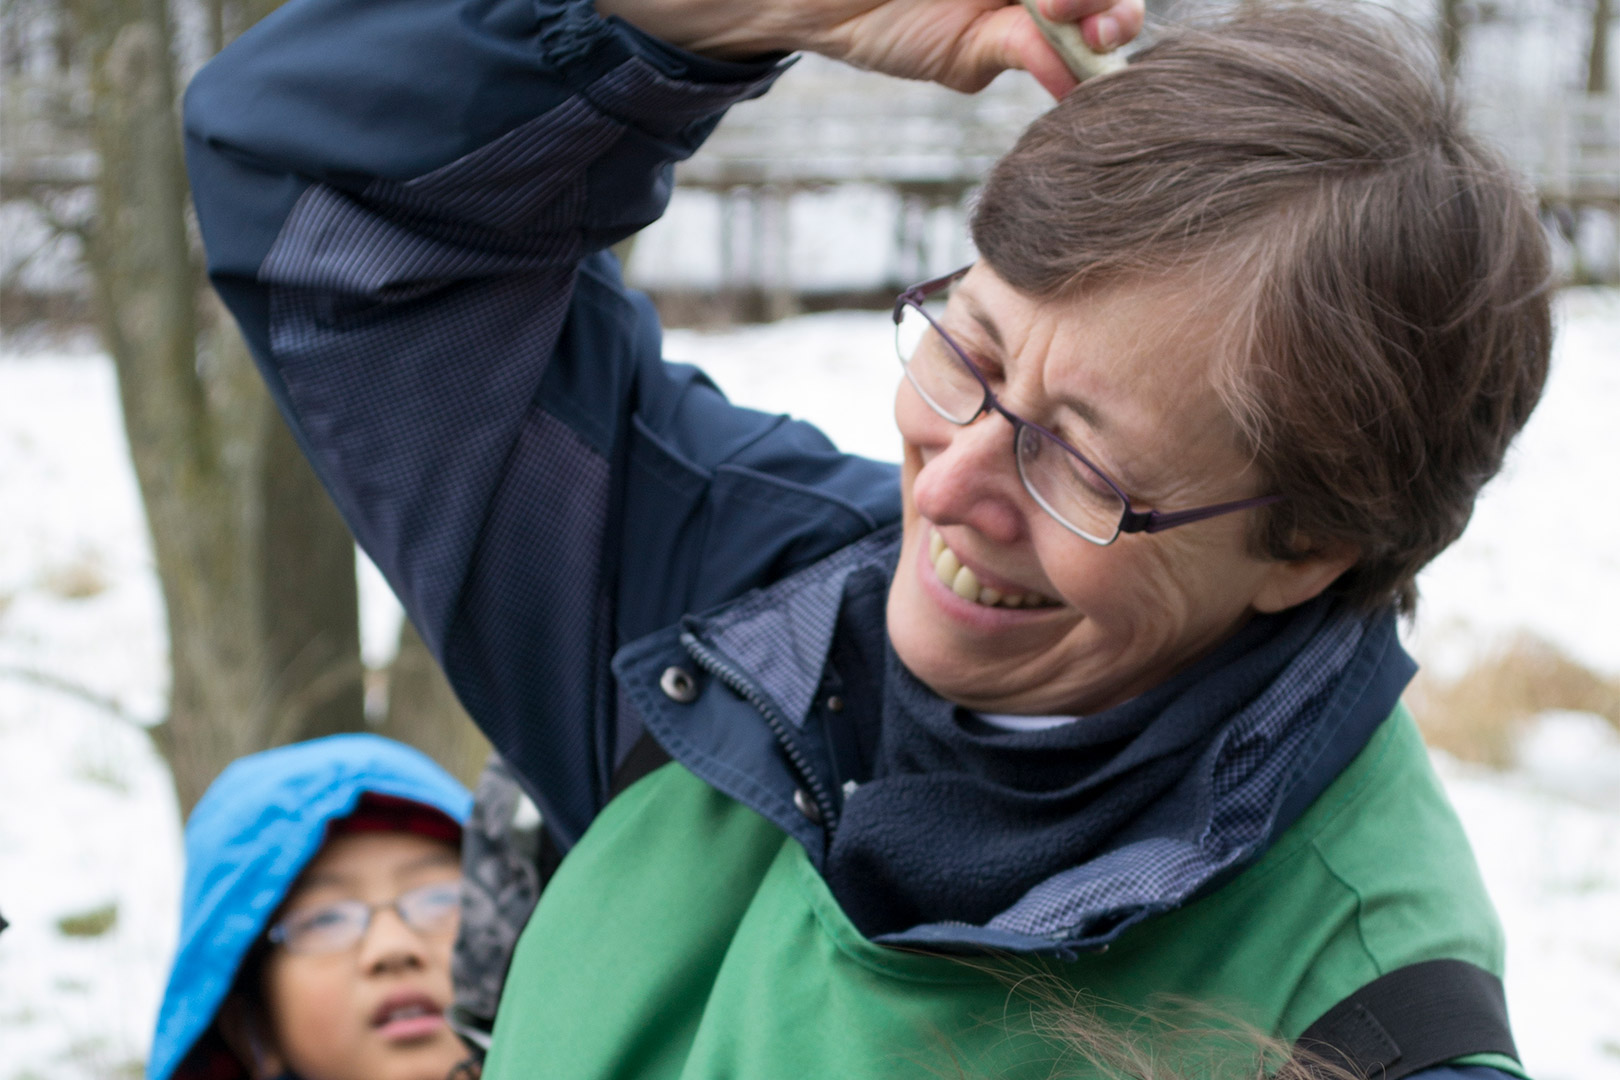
xmin=909 ymin=407 xmax=1029 ymax=544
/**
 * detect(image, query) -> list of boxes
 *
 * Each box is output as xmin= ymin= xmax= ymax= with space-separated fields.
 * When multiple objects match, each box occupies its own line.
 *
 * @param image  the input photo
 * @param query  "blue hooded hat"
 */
xmin=147 ymin=734 xmax=473 ymax=1080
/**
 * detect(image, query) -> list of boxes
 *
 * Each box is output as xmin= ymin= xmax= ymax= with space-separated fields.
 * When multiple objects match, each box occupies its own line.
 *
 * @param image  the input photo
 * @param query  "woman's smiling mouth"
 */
xmin=927 ymin=527 xmax=1060 ymax=610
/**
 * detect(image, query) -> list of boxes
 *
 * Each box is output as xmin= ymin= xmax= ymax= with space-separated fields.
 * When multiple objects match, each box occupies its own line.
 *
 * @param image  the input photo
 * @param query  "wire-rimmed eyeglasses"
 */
xmin=267 ymin=880 xmax=461 ymax=956
xmin=893 ymin=266 xmax=1281 ymax=546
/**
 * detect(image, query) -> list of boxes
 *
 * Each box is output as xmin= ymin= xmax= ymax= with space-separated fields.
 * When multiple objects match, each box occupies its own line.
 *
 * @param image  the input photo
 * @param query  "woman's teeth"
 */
xmin=928 ymin=529 xmax=1056 ymax=610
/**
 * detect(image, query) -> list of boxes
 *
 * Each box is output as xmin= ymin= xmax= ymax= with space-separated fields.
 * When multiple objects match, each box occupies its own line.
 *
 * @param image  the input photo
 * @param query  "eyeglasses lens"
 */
xmin=396 ymin=882 xmax=461 ymax=934
xmin=275 ymin=881 xmax=462 ymax=955
xmin=895 ymin=303 xmax=983 ymax=423
xmin=279 ymin=902 xmax=370 ymax=954
xmin=895 ymin=302 xmax=1125 ymax=545
xmin=1015 ymin=427 xmax=1125 ymax=544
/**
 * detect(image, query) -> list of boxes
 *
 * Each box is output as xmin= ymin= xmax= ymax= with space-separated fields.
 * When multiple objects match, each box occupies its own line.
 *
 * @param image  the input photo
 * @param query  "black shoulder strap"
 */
xmin=536 ymin=730 xmax=672 ymax=884
xmin=1297 ymin=959 xmax=1519 ymax=1079
xmin=609 ymin=729 xmax=674 ymax=800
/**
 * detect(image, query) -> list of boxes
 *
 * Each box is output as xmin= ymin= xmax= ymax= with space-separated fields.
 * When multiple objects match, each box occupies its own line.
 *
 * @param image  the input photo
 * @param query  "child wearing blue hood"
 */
xmin=147 ymin=734 xmax=475 ymax=1080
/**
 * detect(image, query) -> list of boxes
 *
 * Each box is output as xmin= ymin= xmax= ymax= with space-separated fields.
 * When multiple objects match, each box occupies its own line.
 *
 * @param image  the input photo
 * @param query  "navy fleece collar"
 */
xmin=856 ymin=596 xmax=1413 ymax=955
xmin=649 ymin=529 xmax=1414 ymax=957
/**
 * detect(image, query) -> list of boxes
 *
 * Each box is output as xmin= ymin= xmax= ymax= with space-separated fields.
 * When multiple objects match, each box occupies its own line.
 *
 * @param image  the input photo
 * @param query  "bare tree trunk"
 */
xmin=1590 ymin=0 xmax=1612 ymax=94
xmin=84 ymin=0 xmax=231 ymax=810
xmin=76 ymin=0 xmax=366 ymax=815
xmin=260 ymin=404 xmax=366 ymax=745
xmin=49 ymin=0 xmax=483 ymax=815
xmin=206 ymin=0 xmax=225 ymax=56
xmin=376 ymin=619 xmax=490 ymax=788
xmin=1438 ymin=0 xmax=1465 ymax=86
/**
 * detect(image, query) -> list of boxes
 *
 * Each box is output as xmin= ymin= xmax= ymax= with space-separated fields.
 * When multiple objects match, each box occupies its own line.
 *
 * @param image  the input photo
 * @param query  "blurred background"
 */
xmin=0 ymin=0 xmax=1616 ymax=1075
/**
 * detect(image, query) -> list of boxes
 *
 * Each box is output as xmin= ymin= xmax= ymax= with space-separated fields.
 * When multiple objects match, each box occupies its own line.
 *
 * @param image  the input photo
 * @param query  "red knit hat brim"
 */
xmin=328 ymin=791 xmax=462 ymax=846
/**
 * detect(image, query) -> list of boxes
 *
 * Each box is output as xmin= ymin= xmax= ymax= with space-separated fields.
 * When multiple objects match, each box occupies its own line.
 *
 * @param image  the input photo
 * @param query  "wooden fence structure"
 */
xmin=633 ymin=63 xmax=1620 ymax=312
xmin=638 ymin=61 xmax=1049 ymax=318
xmin=1471 ymin=93 xmax=1620 ymax=207
xmin=4 ymin=66 xmax=1620 ymax=327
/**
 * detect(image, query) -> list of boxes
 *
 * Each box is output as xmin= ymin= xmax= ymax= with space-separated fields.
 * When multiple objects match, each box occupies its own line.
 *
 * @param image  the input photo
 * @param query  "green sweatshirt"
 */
xmin=484 ymin=708 xmax=1521 ymax=1079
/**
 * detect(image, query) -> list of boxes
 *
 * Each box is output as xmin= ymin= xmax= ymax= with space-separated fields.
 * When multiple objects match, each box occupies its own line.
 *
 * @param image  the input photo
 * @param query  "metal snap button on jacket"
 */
xmin=659 ymin=666 xmax=698 ymax=703
xmin=793 ymin=787 xmax=823 ymax=824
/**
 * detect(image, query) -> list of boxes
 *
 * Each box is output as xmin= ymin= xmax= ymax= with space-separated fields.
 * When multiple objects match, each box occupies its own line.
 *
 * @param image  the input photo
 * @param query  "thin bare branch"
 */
xmin=0 ymin=663 xmax=157 ymax=726
xmin=263 ymin=655 xmax=368 ymax=748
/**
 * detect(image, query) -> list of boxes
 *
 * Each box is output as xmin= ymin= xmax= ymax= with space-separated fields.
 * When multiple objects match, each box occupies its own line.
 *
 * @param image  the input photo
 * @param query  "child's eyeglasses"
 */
xmin=267 ymin=880 xmax=461 ymax=955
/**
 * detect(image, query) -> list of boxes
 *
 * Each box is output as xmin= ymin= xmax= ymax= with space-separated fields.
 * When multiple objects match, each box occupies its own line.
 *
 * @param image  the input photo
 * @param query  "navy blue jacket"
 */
xmin=186 ymin=0 xmax=893 ymax=853
xmin=182 ymin=2 xmax=1514 ymax=1074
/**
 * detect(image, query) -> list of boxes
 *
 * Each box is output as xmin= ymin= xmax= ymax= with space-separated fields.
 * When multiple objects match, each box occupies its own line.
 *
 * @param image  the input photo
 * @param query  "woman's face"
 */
xmin=887 ymin=265 xmax=1349 ymax=716
xmin=256 ymin=830 xmax=467 ymax=1080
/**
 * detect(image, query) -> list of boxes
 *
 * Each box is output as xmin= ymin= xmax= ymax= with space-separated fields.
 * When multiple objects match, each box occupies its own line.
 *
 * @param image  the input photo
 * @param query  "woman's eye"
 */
xmin=1050 ymin=446 xmax=1115 ymax=499
xmin=965 ymin=350 xmax=1004 ymax=382
xmin=1045 ymin=428 xmax=1125 ymax=498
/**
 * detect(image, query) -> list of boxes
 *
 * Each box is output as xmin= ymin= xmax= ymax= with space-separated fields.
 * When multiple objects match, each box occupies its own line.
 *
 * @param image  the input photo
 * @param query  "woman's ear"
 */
xmin=1251 ymin=538 xmax=1361 ymax=614
xmin=215 ymin=992 xmax=287 ymax=1080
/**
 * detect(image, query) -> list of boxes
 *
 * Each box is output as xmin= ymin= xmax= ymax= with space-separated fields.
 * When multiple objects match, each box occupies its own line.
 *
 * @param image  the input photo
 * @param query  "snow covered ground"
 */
xmin=1 ymin=290 xmax=1617 ymax=1079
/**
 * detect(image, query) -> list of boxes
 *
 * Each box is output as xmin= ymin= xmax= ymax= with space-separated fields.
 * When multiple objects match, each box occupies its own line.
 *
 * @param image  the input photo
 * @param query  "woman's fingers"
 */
xmin=1084 ymin=0 xmax=1144 ymax=52
xmin=1037 ymin=0 xmax=1143 ymax=50
xmin=957 ymin=0 xmax=1140 ymax=98
xmin=1037 ymin=0 xmax=1113 ymax=18
xmin=906 ymin=4 xmax=1072 ymax=94
xmin=597 ymin=0 xmax=1144 ymax=95
xmin=1002 ymin=12 xmax=1082 ymax=98
xmin=982 ymin=0 xmax=1143 ymax=99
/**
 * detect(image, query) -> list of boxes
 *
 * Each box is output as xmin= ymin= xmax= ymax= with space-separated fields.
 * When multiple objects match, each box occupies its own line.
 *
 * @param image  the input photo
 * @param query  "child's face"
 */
xmin=259 ymin=830 xmax=467 ymax=1080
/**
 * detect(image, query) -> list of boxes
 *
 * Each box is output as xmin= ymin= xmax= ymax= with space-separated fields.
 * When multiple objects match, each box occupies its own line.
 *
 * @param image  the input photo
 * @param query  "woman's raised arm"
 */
xmin=595 ymin=0 xmax=1142 ymax=96
xmin=183 ymin=0 xmax=910 ymax=849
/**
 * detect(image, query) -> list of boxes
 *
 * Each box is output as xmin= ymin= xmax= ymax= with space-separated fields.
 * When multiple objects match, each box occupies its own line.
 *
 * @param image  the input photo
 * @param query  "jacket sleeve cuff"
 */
xmin=609 ymin=14 xmax=792 ymax=85
xmin=542 ymin=2 xmax=792 ymax=141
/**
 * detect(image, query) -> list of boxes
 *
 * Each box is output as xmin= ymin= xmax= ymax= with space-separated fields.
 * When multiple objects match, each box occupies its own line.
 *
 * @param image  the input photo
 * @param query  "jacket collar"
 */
xmin=615 ymin=526 xmax=1414 ymax=957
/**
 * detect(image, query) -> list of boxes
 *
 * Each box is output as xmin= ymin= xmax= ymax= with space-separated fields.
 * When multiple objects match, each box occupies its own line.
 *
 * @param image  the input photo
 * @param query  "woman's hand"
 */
xmin=594 ymin=0 xmax=1144 ymax=97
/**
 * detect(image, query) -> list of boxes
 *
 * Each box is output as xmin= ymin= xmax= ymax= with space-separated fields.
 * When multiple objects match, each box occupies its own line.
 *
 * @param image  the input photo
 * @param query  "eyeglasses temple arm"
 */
xmin=1124 ymin=494 xmax=1284 ymax=535
xmin=895 ymin=266 xmax=975 ymax=319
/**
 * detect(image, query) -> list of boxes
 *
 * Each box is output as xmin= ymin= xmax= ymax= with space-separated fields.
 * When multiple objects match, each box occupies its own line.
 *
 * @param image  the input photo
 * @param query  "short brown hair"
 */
xmin=972 ymin=2 xmax=1552 ymax=613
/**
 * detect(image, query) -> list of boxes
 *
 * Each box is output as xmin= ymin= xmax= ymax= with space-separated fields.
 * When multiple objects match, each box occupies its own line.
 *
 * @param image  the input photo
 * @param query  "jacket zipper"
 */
xmin=679 ymin=631 xmax=840 ymax=833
